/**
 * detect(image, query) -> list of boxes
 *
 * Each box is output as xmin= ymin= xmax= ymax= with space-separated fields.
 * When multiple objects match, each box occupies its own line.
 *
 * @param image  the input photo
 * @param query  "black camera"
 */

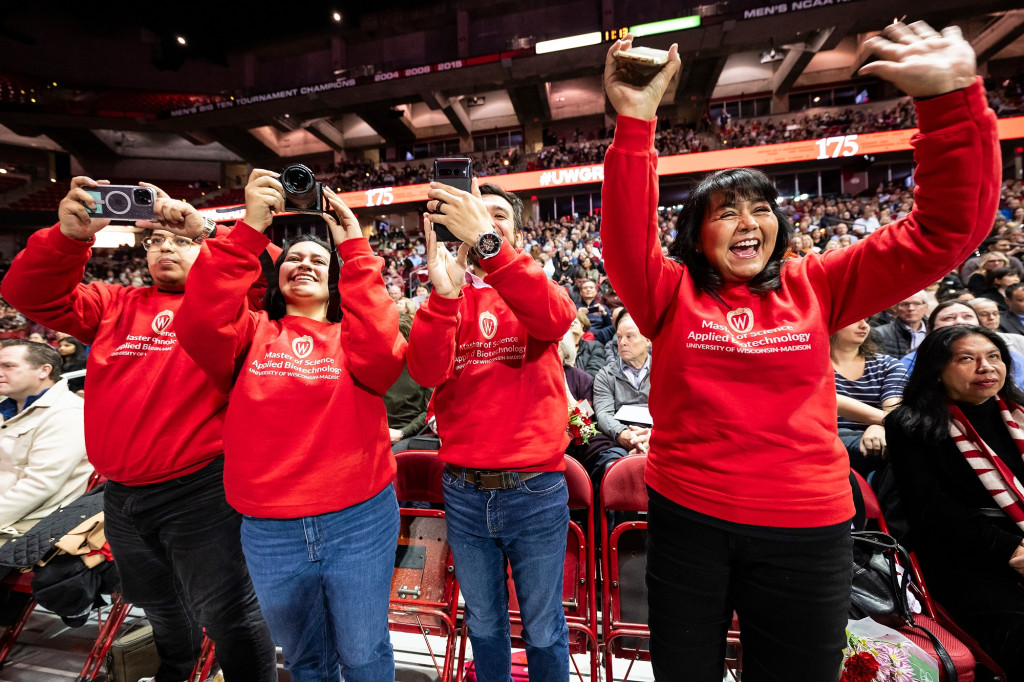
xmin=280 ymin=164 xmax=325 ymax=213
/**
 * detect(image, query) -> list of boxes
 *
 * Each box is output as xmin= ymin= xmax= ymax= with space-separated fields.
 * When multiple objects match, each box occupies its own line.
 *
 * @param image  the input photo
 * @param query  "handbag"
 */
xmin=104 ymin=618 xmax=160 ymax=682
xmin=850 ymin=531 xmax=957 ymax=681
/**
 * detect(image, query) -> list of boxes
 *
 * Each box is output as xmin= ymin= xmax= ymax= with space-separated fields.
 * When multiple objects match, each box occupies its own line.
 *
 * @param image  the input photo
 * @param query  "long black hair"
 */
xmin=666 ymin=167 xmax=792 ymax=296
xmin=58 ymin=336 xmax=88 ymax=370
xmin=887 ymin=325 xmax=1024 ymax=444
xmin=261 ymin=235 xmax=342 ymax=323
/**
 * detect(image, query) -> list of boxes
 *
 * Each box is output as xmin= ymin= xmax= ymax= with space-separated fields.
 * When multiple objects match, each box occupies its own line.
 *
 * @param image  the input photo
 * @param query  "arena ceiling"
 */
xmin=1 ymin=0 xmax=1023 ymax=166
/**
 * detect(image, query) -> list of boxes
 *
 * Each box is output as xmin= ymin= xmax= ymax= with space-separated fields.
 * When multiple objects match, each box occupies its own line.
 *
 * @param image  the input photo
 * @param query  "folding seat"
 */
xmin=390 ymin=449 xmax=461 ymax=682
xmin=457 ymin=455 xmax=599 ymax=682
xmin=852 ymin=470 xmax=990 ymax=681
xmin=599 ymin=455 xmax=741 ymax=682
xmin=0 ymin=468 xmax=215 ymax=681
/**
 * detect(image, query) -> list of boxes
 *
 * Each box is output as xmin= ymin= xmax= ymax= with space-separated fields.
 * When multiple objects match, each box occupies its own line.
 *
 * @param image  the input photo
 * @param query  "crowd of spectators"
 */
xmin=299 ymin=148 xmax=525 ymax=194
xmin=715 ymin=98 xmax=917 ymax=148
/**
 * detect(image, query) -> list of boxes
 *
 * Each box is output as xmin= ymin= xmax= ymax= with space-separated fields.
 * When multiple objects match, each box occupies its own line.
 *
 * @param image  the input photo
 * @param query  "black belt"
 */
xmin=445 ymin=465 xmax=544 ymax=490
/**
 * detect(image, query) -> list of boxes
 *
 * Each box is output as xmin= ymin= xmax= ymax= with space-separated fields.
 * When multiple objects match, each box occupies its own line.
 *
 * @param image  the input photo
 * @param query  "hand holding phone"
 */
xmin=58 ymin=177 xmax=115 ymax=242
xmin=430 ymin=158 xmax=473 ymax=242
xmin=604 ymin=36 xmax=682 ymax=121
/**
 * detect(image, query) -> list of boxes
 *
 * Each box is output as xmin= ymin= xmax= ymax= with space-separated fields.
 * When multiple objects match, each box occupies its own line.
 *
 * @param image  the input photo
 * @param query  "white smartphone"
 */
xmin=613 ymin=46 xmax=670 ymax=68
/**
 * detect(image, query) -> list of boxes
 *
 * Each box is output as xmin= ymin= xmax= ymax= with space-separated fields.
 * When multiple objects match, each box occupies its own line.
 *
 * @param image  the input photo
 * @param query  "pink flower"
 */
xmin=874 ymin=642 xmax=914 ymax=682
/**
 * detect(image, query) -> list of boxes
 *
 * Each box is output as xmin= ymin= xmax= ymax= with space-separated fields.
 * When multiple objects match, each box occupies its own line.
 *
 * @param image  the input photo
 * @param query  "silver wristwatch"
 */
xmin=474 ymin=230 xmax=503 ymax=259
xmin=192 ymin=217 xmax=217 ymax=244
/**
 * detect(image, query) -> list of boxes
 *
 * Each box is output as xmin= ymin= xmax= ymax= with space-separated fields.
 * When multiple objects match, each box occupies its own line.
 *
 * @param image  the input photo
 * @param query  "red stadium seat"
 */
xmin=599 ymin=454 xmax=742 ymax=682
xmin=390 ymin=449 xmax=460 ymax=682
xmin=852 ymin=470 xmax=988 ymax=681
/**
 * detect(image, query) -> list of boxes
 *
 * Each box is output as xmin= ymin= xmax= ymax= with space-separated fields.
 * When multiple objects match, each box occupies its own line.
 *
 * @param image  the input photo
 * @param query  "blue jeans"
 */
xmin=442 ymin=468 xmax=570 ymax=682
xmin=103 ymin=459 xmax=277 ymax=682
xmin=240 ymin=485 xmax=400 ymax=682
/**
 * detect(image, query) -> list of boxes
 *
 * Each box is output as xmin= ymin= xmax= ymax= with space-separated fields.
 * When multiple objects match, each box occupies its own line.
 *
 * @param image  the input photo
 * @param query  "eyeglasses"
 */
xmin=142 ymin=235 xmax=196 ymax=251
xmin=897 ymin=302 xmax=925 ymax=308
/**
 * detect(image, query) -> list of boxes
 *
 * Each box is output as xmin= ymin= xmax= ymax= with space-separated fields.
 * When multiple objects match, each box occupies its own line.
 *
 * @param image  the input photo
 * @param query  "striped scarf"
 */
xmin=949 ymin=396 xmax=1024 ymax=532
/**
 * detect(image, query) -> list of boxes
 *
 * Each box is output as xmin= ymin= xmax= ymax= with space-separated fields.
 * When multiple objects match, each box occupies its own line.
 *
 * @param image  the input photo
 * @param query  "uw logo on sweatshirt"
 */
xmin=726 ymin=308 xmax=754 ymax=334
xmin=292 ymin=335 xmax=314 ymax=359
xmin=151 ymin=310 xmax=175 ymax=335
xmin=479 ymin=311 xmax=498 ymax=340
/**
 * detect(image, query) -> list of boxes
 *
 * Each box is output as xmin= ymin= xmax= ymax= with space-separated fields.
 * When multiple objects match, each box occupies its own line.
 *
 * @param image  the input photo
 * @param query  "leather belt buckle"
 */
xmin=446 ymin=465 xmax=543 ymax=491
xmin=474 ymin=470 xmax=515 ymax=490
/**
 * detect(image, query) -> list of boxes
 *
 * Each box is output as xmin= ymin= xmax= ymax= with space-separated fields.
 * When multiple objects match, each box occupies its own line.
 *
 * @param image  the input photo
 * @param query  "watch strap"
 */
xmin=192 ymin=216 xmax=217 ymax=243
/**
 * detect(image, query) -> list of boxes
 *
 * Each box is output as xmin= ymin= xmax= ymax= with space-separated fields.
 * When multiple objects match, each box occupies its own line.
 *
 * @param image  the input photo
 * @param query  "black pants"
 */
xmin=104 ymin=459 xmax=277 ymax=682
xmin=647 ymin=488 xmax=853 ymax=682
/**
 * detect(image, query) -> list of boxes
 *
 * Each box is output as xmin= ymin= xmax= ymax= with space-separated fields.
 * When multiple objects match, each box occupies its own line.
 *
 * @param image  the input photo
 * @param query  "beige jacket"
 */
xmin=0 ymin=379 xmax=91 ymax=528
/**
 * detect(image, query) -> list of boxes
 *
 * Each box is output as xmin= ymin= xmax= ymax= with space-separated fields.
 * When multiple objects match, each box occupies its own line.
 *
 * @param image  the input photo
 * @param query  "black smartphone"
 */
xmin=431 ymin=158 xmax=473 ymax=242
xmin=83 ymin=185 xmax=157 ymax=223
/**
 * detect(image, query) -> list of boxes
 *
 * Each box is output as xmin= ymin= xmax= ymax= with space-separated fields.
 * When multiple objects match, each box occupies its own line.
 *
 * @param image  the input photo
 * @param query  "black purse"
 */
xmin=850 ymin=531 xmax=957 ymax=681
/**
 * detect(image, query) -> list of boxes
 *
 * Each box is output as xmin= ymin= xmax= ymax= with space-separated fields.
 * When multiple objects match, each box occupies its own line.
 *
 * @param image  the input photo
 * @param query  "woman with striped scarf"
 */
xmin=887 ymin=324 xmax=1024 ymax=677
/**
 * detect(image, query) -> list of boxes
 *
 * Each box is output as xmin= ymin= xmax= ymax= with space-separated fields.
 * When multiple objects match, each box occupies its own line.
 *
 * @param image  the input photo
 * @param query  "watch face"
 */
xmin=477 ymin=232 xmax=502 ymax=256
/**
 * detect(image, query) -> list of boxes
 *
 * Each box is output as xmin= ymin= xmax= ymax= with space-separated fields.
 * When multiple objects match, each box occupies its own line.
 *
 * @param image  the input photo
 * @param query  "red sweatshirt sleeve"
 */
xmin=337 ymin=238 xmax=407 ymax=395
xmin=600 ymin=118 xmax=685 ymax=339
xmin=479 ymin=242 xmax=576 ymax=341
xmin=1 ymin=225 xmax=114 ymax=345
xmin=176 ymin=221 xmax=261 ymax=395
xmin=812 ymin=78 xmax=1001 ymax=331
xmin=407 ymin=291 xmax=462 ymax=388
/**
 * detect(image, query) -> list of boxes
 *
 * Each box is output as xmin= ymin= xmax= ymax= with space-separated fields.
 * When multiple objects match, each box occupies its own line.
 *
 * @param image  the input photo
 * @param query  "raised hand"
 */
xmin=324 ymin=189 xmax=363 ymax=243
xmin=136 ymin=181 xmax=207 ymax=238
xmin=243 ymin=169 xmax=285 ymax=232
xmin=859 ymin=21 xmax=976 ymax=98
xmin=424 ymin=214 xmax=470 ymax=299
xmin=604 ymin=36 xmax=681 ymax=121
xmin=425 ymin=178 xmax=492 ymax=246
xmin=58 ymin=177 xmax=111 ymax=241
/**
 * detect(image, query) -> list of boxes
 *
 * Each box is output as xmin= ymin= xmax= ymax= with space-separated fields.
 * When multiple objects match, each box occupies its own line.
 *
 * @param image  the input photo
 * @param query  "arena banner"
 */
xmin=198 ymin=116 xmax=1024 ymax=217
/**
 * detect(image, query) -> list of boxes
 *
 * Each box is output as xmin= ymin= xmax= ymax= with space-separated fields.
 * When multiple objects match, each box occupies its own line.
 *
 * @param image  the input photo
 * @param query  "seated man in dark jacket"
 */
xmin=385 ymin=314 xmax=434 ymax=452
xmin=873 ymin=291 xmax=928 ymax=358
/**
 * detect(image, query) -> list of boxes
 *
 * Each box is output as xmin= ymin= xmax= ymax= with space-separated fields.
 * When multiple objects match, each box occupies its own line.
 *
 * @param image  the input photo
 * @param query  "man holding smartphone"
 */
xmin=408 ymin=179 xmax=576 ymax=682
xmin=1 ymin=177 xmax=276 ymax=682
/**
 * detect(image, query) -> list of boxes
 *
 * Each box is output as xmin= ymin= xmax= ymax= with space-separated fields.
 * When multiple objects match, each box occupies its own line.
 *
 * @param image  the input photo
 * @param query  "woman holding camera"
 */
xmin=602 ymin=22 xmax=999 ymax=680
xmin=173 ymin=169 xmax=406 ymax=682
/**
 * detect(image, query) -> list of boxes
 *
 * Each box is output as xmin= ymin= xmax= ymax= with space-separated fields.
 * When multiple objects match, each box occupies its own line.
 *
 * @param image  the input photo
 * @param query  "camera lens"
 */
xmin=282 ymin=165 xmax=314 ymax=194
xmin=133 ymin=188 xmax=153 ymax=205
xmin=280 ymin=164 xmax=319 ymax=210
xmin=105 ymin=190 xmax=131 ymax=215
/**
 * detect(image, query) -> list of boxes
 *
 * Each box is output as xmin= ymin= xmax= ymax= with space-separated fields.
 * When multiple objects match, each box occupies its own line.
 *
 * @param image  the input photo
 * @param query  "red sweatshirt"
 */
xmin=0 ymin=225 xmax=259 ymax=485
xmin=407 ymin=242 xmax=575 ymax=470
xmin=601 ymin=78 xmax=1000 ymax=528
xmin=175 ymin=222 xmax=405 ymax=518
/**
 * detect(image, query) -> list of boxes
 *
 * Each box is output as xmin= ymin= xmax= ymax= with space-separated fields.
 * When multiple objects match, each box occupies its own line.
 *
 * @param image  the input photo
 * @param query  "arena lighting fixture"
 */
xmin=332 ymin=11 xmax=342 ymax=22
xmin=535 ymin=32 xmax=602 ymax=54
xmin=629 ymin=15 xmax=701 ymax=37
xmin=176 ymin=36 xmax=187 ymax=46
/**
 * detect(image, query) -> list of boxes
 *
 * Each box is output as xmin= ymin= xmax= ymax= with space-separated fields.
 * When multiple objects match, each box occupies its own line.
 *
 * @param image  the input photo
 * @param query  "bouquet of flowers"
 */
xmin=841 ymin=618 xmax=939 ymax=682
xmin=567 ymin=400 xmax=598 ymax=446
